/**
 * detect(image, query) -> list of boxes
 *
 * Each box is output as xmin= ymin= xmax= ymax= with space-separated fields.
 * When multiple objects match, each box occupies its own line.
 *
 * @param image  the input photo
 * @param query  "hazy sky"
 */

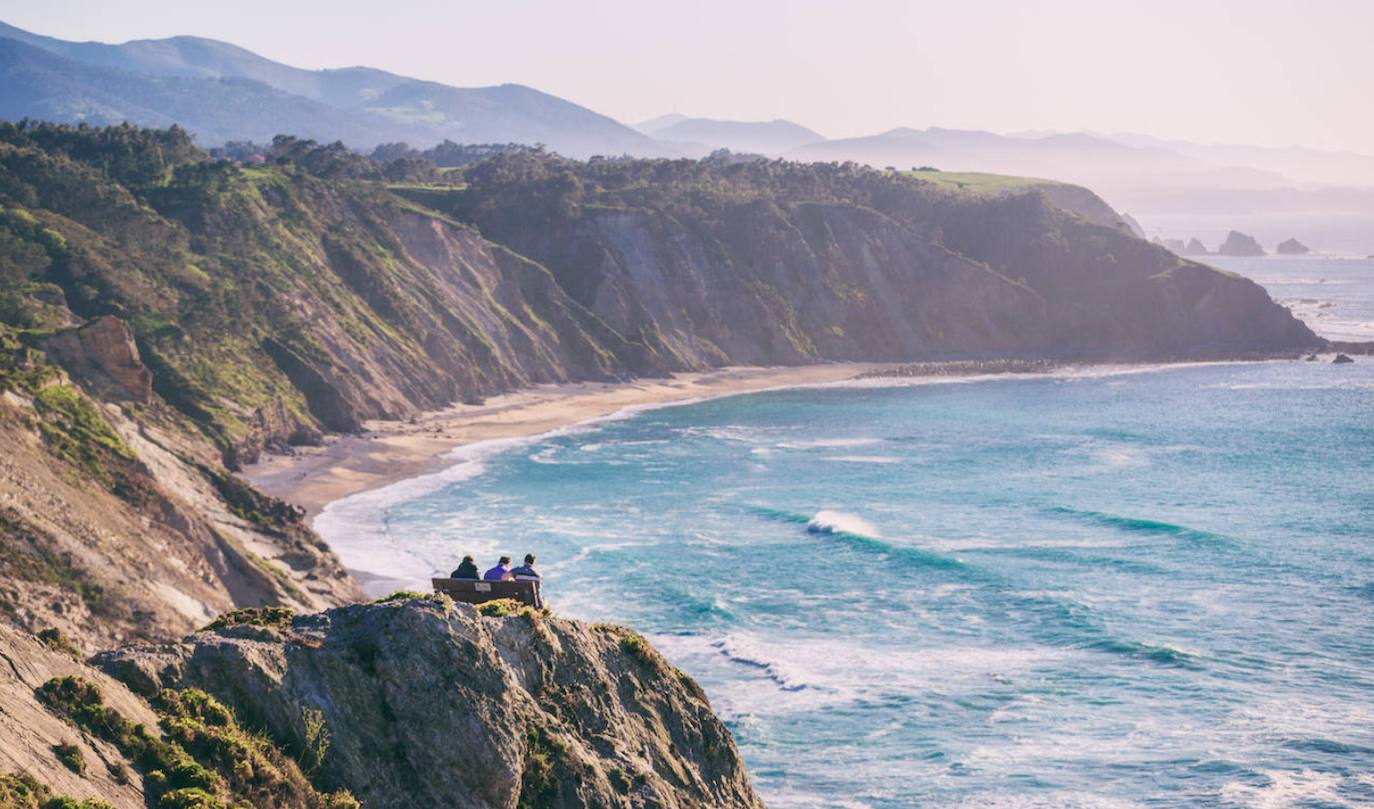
xmin=4 ymin=0 xmax=1372 ymax=151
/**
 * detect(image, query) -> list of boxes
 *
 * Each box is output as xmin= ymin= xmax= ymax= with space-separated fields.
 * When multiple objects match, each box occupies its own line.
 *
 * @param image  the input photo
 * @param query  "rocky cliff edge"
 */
xmin=95 ymin=597 xmax=764 ymax=809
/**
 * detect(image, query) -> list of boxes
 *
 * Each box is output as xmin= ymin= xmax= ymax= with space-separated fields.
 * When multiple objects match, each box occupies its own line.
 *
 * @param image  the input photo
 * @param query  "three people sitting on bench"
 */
xmin=451 ymin=553 xmax=541 ymax=582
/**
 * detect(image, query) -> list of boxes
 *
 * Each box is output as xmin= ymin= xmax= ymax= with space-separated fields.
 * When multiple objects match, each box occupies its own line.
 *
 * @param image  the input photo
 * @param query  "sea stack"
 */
xmin=1276 ymin=238 xmax=1311 ymax=255
xmin=1183 ymin=237 xmax=1211 ymax=256
xmin=1217 ymin=230 xmax=1267 ymax=257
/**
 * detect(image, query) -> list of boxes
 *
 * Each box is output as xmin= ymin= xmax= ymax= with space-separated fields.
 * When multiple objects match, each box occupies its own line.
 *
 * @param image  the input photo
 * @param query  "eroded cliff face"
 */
xmin=2 ymin=127 xmax=1321 ymax=478
xmin=0 ymin=382 xmax=357 ymax=650
xmin=97 ymin=598 xmax=765 ymax=809
xmin=441 ymin=154 xmax=1320 ymax=369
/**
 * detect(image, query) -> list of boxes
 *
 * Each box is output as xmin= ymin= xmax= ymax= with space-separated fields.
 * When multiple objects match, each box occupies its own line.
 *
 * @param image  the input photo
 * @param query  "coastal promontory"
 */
xmin=96 ymin=598 xmax=764 ymax=809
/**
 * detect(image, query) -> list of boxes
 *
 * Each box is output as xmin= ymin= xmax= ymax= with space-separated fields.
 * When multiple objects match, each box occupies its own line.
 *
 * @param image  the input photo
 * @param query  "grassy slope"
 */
xmin=904 ymin=168 xmax=1061 ymax=194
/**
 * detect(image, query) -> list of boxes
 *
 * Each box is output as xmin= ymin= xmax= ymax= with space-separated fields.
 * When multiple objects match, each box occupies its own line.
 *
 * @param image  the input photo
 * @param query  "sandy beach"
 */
xmin=242 ymin=363 xmax=885 ymax=520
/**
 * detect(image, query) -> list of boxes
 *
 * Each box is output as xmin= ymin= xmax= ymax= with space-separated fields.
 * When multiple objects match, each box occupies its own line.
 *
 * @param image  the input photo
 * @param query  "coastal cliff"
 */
xmin=0 ymin=122 xmax=1330 ymax=808
xmin=2 ymin=124 xmax=1320 ymax=473
xmin=96 ymin=597 xmax=763 ymax=809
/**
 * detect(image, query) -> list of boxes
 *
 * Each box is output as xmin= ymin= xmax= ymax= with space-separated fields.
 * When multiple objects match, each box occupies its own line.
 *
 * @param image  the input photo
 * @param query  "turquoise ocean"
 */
xmin=319 ymin=255 xmax=1374 ymax=808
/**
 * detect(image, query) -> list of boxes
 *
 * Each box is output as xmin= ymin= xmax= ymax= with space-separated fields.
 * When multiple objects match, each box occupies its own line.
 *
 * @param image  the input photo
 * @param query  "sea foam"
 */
xmin=805 ymin=509 xmax=880 ymax=538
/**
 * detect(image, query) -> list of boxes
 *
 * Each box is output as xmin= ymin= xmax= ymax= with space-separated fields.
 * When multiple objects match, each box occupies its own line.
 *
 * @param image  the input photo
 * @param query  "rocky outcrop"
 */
xmin=1217 ymin=230 xmax=1266 ymax=256
xmin=1183 ymin=237 xmax=1211 ymax=256
xmin=98 ymin=598 xmax=765 ymax=809
xmin=1276 ymin=237 xmax=1311 ymax=255
xmin=1333 ymin=353 xmax=1354 ymax=364
xmin=38 ymin=317 xmax=152 ymax=403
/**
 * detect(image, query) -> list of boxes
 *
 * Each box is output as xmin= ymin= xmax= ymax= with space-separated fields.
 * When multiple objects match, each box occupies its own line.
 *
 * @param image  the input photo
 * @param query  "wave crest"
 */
xmin=806 ymin=510 xmax=881 ymax=538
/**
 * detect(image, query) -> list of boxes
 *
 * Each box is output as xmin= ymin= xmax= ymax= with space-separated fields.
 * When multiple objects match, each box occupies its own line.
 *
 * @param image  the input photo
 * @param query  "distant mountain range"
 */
xmin=634 ymin=115 xmax=825 ymax=156
xmin=0 ymin=20 xmax=667 ymax=157
xmin=3 ymin=19 xmax=1373 ymax=251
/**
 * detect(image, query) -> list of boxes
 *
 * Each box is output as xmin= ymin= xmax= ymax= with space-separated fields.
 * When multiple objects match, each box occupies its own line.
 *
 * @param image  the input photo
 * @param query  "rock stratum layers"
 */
xmin=0 ymin=123 xmax=1328 ymax=807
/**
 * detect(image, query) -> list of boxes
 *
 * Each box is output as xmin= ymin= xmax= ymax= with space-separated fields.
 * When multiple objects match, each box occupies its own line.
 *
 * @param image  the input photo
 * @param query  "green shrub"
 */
xmin=51 ymin=743 xmax=84 ymax=774
xmin=36 ymin=628 xmax=80 ymax=659
xmin=300 ymin=706 xmax=330 ymax=775
xmin=200 ymin=607 xmax=293 ymax=632
xmin=154 ymin=788 xmax=222 ymax=809
xmin=516 ymin=725 xmax=564 ymax=809
xmin=476 ymin=598 xmax=523 ymax=617
xmin=38 ymin=678 xmax=217 ymax=804
xmin=371 ymin=590 xmax=428 ymax=604
xmin=321 ymin=791 xmax=362 ymax=809
xmin=0 ymin=772 xmax=45 ymax=809
xmin=618 ymin=633 xmax=647 ymax=658
xmin=0 ymin=772 xmax=116 ymax=809
xmin=37 ymin=677 xmax=354 ymax=809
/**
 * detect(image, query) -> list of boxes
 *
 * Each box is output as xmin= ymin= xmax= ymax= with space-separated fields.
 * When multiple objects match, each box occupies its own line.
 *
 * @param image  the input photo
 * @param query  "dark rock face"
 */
xmin=1333 ymin=353 xmax=1354 ymax=364
xmin=1276 ymin=238 xmax=1311 ymax=255
xmin=1183 ymin=237 xmax=1211 ymax=256
xmin=38 ymin=316 xmax=152 ymax=403
xmin=1217 ymin=230 xmax=1267 ymax=257
xmin=98 ymin=599 xmax=766 ymax=809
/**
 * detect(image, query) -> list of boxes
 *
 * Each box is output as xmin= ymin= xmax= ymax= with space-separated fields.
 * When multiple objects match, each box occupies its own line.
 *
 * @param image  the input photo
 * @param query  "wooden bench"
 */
xmin=432 ymin=578 xmax=543 ymax=609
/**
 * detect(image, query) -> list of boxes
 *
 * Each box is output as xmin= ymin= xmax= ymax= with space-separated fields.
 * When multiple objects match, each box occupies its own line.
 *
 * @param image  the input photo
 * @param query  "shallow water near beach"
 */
xmin=320 ymin=257 xmax=1374 ymax=808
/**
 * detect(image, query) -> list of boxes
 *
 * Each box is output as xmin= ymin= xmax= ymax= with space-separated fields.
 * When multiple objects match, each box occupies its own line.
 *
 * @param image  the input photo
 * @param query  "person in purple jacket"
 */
xmin=483 ymin=556 xmax=514 ymax=581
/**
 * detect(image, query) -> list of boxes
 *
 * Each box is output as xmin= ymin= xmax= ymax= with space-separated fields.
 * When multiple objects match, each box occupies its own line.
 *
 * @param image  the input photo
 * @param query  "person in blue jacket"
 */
xmin=510 ymin=553 xmax=541 ymax=581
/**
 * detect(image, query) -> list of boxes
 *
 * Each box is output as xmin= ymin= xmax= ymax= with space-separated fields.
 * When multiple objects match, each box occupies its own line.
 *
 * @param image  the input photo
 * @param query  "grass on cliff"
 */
xmin=36 ymin=676 xmax=359 ymax=809
xmin=475 ymin=598 xmax=547 ymax=621
xmin=517 ymin=724 xmax=567 ymax=809
xmin=371 ymin=590 xmax=433 ymax=604
xmin=30 ymin=384 xmax=141 ymax=495
xmin=0 ymin=772 xmax=113 ymax=809
xmin=201 ymin=607 xmax=294 ymax=632
xmin=36 ymin=627 xmax=81 ymax=660
xmin=51 ymin=743 xmax=84 ymax=774
xmin=904 ymin=169 xmax=1056 ymax=194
